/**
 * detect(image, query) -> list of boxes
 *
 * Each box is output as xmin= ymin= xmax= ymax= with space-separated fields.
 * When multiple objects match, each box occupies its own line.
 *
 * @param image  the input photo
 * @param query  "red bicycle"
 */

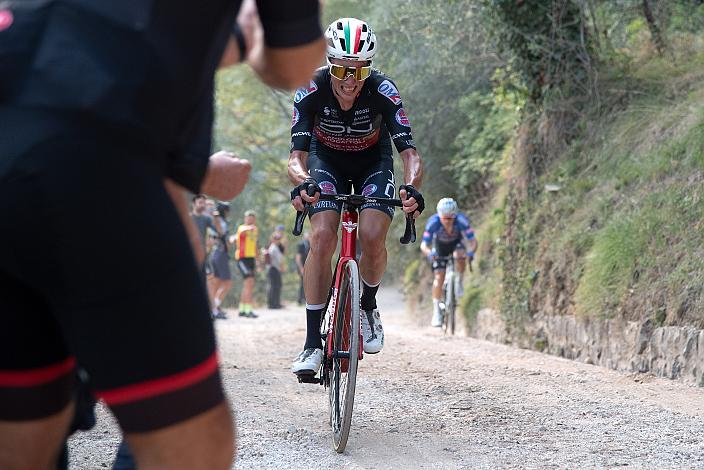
xmin=292 ymin=191 xmax=416 ymax=453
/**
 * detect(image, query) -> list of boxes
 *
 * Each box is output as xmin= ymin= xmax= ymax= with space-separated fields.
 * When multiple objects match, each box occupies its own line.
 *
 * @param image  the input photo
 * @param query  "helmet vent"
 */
xmin=337 ymin=21 xmax=343 ymax=29
xmin=368 ymin=41 xmax=375 ymax=51
xmin=339 ymin=38 xmax=347 ymax=52
xmin=362 ymin=24 xmax=368 ymax=32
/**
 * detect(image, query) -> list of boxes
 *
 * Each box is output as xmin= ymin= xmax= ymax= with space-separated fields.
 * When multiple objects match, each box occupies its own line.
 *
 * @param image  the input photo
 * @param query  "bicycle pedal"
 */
xmin=296 ymin=372 xmax=321 ymax=384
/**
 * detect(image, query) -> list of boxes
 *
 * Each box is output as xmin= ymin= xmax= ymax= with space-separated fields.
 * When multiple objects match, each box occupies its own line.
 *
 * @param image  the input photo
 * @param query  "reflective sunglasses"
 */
xmin=329 ymin=63 xmax=372 ymax=81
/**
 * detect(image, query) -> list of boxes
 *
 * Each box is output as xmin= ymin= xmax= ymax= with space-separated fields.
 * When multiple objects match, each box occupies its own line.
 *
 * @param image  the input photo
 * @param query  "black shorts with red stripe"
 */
xmin=0 ymin=113 xmax=224 ymax=433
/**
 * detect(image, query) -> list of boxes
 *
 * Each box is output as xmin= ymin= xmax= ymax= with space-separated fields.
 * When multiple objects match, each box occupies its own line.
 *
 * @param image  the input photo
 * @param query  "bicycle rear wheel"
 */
xmin=329 ymin=260 xmax=360 ymax=453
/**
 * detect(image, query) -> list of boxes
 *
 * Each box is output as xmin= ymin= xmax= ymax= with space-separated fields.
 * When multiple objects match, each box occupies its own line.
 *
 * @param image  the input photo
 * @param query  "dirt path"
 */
xmin=70 ymin=288 xmax=704 ymax=469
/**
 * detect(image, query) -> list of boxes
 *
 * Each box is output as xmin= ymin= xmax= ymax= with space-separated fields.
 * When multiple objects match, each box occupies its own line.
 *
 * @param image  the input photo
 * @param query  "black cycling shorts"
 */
xmin=0 ymin=114 xmax=224 ymax=433
xmin=307 ymin=153 xmax=396 ymax=219
xmin=431 ymin=239 xmax=466 ymax=272
xmin=210 ymin=248 xmax=232 ymax=281
xmin=237 ymin=258 xmax=256 ymax=278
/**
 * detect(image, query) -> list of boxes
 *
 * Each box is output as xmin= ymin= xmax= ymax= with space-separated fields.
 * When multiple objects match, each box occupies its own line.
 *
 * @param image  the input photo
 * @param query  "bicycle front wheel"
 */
xmin=444 ymin=276 xmax=455 ymax=335
xmin=329 ymin=260 xmax=360 ymax=453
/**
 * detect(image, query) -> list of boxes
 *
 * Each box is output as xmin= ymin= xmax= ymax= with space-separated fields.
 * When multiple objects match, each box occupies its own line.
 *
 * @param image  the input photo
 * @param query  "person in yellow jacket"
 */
xmin=231 ymin=209 xmax=259 ymax=318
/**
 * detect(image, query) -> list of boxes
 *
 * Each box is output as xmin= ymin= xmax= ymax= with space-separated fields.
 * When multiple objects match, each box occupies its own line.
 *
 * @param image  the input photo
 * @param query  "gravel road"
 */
xmin=69 ymin=288 xmax=704 ymax=469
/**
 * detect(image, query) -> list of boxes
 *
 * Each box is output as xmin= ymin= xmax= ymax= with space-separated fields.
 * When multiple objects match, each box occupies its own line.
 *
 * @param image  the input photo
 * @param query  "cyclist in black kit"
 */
xmin=289 ymin=18 xmax=425 ymax=375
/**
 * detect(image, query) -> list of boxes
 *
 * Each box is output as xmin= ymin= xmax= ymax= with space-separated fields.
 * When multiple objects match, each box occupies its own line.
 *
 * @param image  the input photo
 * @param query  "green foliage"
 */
xmin=483 ymin=0 xmax=596 ymax=102
xmin=460 ymin=285 xmax=483 ymax=327
xmin=449 ymin=86 xmax=521 ymax=204
xmin=575 ymin=214 xmax=649 ymax=317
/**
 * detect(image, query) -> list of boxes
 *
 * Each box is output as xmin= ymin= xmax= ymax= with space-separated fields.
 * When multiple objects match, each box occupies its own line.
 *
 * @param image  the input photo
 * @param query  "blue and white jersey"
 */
xmin=422 ymin=213 xmax=475 ymax=246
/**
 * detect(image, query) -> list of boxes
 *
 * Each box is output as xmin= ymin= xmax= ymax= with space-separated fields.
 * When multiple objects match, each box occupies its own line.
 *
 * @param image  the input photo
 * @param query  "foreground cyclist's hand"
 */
xmin=399 ymin=184 xmax=425 ymax=219
xmin=290 ymin=178 xmax=321 ymax=211
xmin=201 ymin=150 xmax=251 ymax=200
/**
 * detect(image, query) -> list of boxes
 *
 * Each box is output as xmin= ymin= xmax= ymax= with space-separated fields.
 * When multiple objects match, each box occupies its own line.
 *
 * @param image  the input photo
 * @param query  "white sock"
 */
xmin=433 ymin=298 xmax=441 ymax=314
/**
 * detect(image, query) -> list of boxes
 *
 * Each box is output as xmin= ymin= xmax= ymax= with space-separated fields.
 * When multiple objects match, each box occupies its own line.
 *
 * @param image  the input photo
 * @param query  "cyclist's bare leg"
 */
xmin=214 ymin=279 xmax=233 ymax=307
xmin=125 ymin=402 xmax=234 ymax=470
xmin=207 ymin=275 xmax=218 ymax=308
xmin=454 ymin=249 xmax=467 ymax=273
xmin=304 ymin=211 xmax=340 ymax=304
xmin=240 ymin=277 xmax=254 ymax=304
xmin=0 ymin=401 xmax=74 ymax=470
xmin=357 ymin=210 xmax=392 ymax=285
xmin=432 ymin=270 xmax=446 ymax=300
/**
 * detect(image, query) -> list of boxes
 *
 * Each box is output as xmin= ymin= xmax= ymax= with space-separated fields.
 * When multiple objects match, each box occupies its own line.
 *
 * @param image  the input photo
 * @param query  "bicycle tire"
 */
xmin=444 ymin=274 xmax=455 ymax=336
xmin=329 ymin=260 xmax=360 ymax=453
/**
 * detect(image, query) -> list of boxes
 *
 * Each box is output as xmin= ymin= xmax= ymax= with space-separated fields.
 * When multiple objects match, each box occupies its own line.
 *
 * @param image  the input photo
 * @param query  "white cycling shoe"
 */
xmin=361 ymin=308 xmax=384 ymax=354
xmin=291 ymin=348 xmax=323 ymax=375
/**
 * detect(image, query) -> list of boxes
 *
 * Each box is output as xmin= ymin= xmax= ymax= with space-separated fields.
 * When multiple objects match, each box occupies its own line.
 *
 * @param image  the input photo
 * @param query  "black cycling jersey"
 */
xmin=0 ymin=0 xmax=322 ymax=432
xmin=291 ymin=67 xmax=416 ymax=167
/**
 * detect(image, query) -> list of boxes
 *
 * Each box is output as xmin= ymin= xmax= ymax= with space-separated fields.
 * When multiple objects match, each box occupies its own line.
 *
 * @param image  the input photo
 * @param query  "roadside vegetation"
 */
xmin=211 ymin=0 xmax=704 ymax=330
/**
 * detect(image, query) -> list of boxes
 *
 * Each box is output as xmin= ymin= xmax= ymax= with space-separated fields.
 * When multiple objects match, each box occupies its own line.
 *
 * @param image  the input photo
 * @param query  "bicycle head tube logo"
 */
xmin=342 ymin=221 xmax=357 ymax=233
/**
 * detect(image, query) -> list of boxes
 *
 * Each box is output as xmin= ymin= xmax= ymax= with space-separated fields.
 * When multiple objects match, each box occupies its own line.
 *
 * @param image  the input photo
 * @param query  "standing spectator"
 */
xmin=208 ymin=202 xmax=233 ymax=320
xmin=266 ymin=231 xmax=286 ymax=309
xmin=191 ymin=195 xmax=221 ymax=254
xmin=295 ymin=231 xmax=311 ymax=305
xmin=233 ymin=210 xmax=259 ymax=318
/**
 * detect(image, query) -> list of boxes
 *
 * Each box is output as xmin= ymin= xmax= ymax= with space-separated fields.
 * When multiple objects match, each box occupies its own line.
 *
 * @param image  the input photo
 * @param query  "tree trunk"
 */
xmin=642 ymin=0 xmax=666 ymax=55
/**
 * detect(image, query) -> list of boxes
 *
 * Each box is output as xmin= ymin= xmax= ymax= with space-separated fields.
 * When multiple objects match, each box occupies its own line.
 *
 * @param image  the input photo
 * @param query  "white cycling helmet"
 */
xmin=325 ymin=18 xmax=377 ymax=62
xmin=436 ymin=198 xmax=458 ymax=217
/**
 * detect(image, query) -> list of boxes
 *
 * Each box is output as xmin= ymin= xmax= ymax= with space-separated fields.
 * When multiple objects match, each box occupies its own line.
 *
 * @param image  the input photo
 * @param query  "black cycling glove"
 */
xmin=290 ymin=178 xmax=321 ymax=201
xmin=399 ymin=184 xmax=425 ymax=214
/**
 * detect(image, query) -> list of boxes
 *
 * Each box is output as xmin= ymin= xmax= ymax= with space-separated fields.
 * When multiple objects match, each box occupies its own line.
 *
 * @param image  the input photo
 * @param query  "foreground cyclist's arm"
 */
xmin=376 ymin=75 xmax=424 ymax=217
xmin=246 ymin=0 xmax=325 ymax=89
xmin=288 ymin=72 xmax=324 ymax=210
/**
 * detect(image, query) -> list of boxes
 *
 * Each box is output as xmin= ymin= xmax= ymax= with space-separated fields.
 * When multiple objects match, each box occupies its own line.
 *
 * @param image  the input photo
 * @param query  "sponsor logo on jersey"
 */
xmin=391 ymin=132 xmax=409 ymax=140
xmin=291 ymin=107 xmax=300 ymax=127
xmin=377 ymin=79 xmax=402 ymax=105
xmin=395 ymin=108 xmax=410 ymax=127
xmin=362 ymin=184 xmax=377 ymax=197
xmin=291 ymin=131 xmax=311 ymax=138
xmin=355 ymin=107 xmax=370 ymax=115
xmin=319 ymin=181 xmax=337 ymax=195
xmin=294 ymin=81 xmax=318 ymax=103
xmin=318 ymin=121 xmax=374 ymax=135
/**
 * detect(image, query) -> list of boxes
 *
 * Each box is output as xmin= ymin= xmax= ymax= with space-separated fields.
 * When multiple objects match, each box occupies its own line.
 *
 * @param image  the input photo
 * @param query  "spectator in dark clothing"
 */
xmin=266 ymin=231 xmax=285 ymax=308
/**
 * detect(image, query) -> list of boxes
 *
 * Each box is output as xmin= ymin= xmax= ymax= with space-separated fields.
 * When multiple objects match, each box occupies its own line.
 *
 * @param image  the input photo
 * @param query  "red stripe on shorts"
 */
xmin=0 ymin=357 xmax=76 ymax=387
xmin=97 ymin=352 xmax=219 ymax=406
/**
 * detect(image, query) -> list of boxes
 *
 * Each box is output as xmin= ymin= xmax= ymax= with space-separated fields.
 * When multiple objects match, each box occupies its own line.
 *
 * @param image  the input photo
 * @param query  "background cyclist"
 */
xmin=288 ymin=17 xmax=425 ymax=375
xmin=420 ymin=198 xmax=478 ymax=327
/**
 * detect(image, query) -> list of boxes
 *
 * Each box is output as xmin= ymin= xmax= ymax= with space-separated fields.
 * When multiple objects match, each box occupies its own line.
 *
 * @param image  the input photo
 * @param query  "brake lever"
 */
xmin=399 ymin=214 xmax=416 ymax=244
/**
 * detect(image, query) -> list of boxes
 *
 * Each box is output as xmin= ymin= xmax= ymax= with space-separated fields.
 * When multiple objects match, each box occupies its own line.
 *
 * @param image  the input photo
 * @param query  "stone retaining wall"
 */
xmin=469 ymin=309 xmax=704 ymax=386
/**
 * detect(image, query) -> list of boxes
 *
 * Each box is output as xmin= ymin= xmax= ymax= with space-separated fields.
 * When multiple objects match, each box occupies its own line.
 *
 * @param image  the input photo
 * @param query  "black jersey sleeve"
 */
xmin=256 ymin=0 xmax=322 ymax=48
xmin=290 ymin=72 xmax=323 ymax=152
xmin=375 ymin=76 xmax=416 ymax=153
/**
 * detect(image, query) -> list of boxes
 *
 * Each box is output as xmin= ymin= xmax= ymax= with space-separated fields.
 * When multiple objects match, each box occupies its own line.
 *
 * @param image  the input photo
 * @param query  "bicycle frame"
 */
xmin=325 ymin=206 xmax=363 ymax=363
xmin=292 ymin=190 xmax=417 ymax=452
